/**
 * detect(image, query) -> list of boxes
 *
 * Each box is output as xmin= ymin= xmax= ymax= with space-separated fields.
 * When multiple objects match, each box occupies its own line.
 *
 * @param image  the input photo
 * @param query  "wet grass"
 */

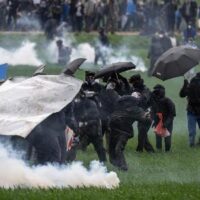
xmin=1 ymin=33 xmax=200 ymax=199
xmin=0 ymin=183 xmax=200 ymax=200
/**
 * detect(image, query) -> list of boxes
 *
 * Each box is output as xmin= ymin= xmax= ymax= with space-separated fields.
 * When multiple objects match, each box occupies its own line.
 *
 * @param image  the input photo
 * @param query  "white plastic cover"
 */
xmin=0 ymin=75 xmax=82 ymax=138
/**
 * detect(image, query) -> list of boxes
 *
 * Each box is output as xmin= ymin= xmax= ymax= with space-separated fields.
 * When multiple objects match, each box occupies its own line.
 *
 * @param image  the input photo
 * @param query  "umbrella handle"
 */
xmin=115 ymin=72 xmax=120 ymax=82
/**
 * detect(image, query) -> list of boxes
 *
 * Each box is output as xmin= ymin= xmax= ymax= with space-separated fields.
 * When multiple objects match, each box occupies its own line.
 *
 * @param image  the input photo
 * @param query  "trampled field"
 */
xmin=1 ymin=32 xmax=200 ymax=199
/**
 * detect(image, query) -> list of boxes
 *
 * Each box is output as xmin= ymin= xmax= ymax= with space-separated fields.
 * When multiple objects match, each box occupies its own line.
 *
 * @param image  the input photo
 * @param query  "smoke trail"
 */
xmin=0 ymin=41 xmax=42 ymax=66
xmin=0 ymin=145 xmax=120 ymax=189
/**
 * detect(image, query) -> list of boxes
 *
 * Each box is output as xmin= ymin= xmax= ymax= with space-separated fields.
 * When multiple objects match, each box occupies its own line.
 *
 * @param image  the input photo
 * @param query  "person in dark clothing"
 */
xmin=180 ymin=0 xmax=198 ymax=26
xmin=44 ymin=17 xmax=58 ymax=40
xmin=129 ymin=74 xmax=155 ymax=153
xmin=81 ymin=71 xmax=103 ymax=94
xmin=94 ymin=27 xmax=110 ymax=65
xmin=148 ymin=31 xmax=172 ymax=76
xmin=183 ymin=22 xmax=196 ymax=43
xmin=147 ymin=34 xmax=164 ymax=76
xmin=56 ymin=39 xmax=72 ymax=66
xmin=7 ymin=0 xmax=19 ymax=30
xmin=51 ymin=0 xmax=62 ymax=24
xmin=67 ymin=93 xmax=107 ymax=162
xmin=163 ymin=0 xmax=177 ymax=32
xmin=109 ymin=95 xmax=151 ymax=171
xmin=179 ymin=72 xmax=200 ymax=146
xmin=104 ymin=73 xmax=131 ymax=96
xmin=151 ymin=84 xmax=176 ymax=151
xmin=79 ymin=71 xmax=104 ymax=151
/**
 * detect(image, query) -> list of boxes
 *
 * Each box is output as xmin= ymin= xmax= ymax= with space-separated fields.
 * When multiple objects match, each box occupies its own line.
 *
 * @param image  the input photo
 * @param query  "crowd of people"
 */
xmin=65 ymin=70 xmax=177 ymax=171
xmin=0 ymin=0 xmax=200 ymax=34
xmin=66 ymin=64 xmax=200 ymax=171
xmin=1 ymin=0 xmax=200 ymax=171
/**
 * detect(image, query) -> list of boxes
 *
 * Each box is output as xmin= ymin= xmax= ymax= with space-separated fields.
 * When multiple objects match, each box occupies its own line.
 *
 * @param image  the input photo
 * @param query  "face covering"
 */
xmin=106 ymin=82 xmax=116 ymax=90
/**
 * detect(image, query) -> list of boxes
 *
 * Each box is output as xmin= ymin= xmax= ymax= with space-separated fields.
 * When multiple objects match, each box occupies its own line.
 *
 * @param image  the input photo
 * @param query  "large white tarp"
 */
xmin=0 ymin=75 xmax=82 ymax=138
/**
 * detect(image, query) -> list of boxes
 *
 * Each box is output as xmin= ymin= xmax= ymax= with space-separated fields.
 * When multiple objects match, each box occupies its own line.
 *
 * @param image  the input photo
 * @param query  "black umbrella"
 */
xmin=151 ymin=46 xmax=200 ymax=81
xmin=33 ymin=64 xmax=46 ymax=76
xmin=94 ymin=62 xmax=136 ymax=79
xmin=63 ymin=58 xmax=86 ymax=75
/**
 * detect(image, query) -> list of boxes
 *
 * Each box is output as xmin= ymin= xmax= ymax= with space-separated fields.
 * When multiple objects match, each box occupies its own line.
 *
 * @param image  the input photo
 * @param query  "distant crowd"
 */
xmin=0 ymin=0 xmax=200 ymax=34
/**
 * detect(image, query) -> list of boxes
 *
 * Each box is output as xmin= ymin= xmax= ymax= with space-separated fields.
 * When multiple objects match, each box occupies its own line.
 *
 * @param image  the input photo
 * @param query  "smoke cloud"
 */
xmin=0 ymin=41 xmax=42 ymax=66
xmin=0 ymin=145 xmax=120 ymax=189
xmin=17 ymin=13 xmax=41 ymax=31
xmin=46 ymin=38 xmax=146 ymax=71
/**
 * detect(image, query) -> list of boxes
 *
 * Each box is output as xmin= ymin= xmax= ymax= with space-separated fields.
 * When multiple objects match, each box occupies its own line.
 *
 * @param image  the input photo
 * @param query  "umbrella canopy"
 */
xmin=63 ymin=58 xmax=86 ymax=75
xmin=94 ymin=62 xmax=136 ymax=79
xmin=151 ymin=46 xmax=200 ymax=81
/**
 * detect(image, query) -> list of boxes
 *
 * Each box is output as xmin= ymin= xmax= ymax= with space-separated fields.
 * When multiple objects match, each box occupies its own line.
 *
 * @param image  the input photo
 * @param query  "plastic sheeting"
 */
xmin=0 ymin=75 xmax=82 ymax=138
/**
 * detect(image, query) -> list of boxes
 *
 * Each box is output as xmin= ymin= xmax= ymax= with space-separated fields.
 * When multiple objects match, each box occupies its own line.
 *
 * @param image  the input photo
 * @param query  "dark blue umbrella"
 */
xmin=151 ymin=46 xmax=200 ymax=81
xmin=94 ymin=62 xmax=136 ymax=79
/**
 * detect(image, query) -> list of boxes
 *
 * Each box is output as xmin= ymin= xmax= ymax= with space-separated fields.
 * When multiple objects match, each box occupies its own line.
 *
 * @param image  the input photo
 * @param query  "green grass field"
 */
xmin=1 ymin=32 xmax=200 ymax=199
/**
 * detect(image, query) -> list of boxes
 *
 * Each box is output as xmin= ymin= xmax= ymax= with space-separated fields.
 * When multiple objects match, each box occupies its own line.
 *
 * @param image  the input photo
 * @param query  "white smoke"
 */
xmin=0 ymin=41 xmax=42 ymax=66
xmin=0 ymin=145 xmax=119 ymax=189
xmin=46 ymin=38 xmax=146 ymax=71
xmin=17 ymin=13 xmax=41 ymax=31
xmin=45 ymin=37 xmax=74 ymax=64
xmin=71 ymin=43 xmax=95 ymax=62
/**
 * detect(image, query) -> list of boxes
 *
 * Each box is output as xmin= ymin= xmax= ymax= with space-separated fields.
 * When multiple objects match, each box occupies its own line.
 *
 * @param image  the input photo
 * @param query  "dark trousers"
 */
xmin=109 ymin=133 xmax=129 ymax=171
xmin=156 ymin=122 xmax=173 ymax=151
xmin=156 ymin=135 xmax=171 ymax=151
xmin=79 ymin=121 xmax=106 ymax=162
xmin=94 ymin=51 xmax=106 ymax=65
xmin=136 ymin=120 xmax=154 ymax=152
xmin=187 ymin=111 xmax=200 ymax=146
xmin=76 ymin=16 xmax=83 ymax=32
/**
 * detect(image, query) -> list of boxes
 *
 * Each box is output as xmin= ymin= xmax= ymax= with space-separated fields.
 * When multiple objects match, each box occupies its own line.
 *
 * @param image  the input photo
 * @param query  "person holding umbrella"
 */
xmin=179 ymin=72 xmax=200 ymax=147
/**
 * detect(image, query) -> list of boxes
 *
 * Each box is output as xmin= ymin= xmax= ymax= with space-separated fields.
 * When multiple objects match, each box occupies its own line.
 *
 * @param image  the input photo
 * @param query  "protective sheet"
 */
xmin=0 ymin=75 xmax=82 ymax=138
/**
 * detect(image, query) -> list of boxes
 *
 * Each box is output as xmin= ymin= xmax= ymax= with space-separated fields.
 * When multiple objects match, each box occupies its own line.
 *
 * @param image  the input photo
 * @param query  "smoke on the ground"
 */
xmin=0 ymin=144 xmax=120 ymax=189
xmin=0 ymin=41 xmax=42 ymax=66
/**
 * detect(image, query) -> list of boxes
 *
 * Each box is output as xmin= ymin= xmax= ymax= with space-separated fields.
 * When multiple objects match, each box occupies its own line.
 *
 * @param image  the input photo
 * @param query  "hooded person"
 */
xmin=129 ymin=74 xmax=155 ymax=153
xmin=179 ymin=72 xmax=200 ymax=146
xmin=151 ymin=84 xmax=176 ymax=151
xmin=108 ymin=95 xmax=151 ymax=171
xmin=81 ymin=71 xmax=103 ymax=94
xmin=105 ymin=73 xmax=131 ymax=96
xmin=78 ymin=71 xmax=104 ymax=152
xmin=66 ymin=89 xmax=107 ymax=162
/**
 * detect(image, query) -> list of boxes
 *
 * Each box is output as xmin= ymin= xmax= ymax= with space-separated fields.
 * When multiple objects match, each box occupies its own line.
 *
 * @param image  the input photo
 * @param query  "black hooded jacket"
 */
xmin=110 ymin=95 xmax=150 ymax=138
xmin=151 ymin=86 xmax=176 ymax=128
xmin=180 ymin=74 xmax=200 ymax=115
